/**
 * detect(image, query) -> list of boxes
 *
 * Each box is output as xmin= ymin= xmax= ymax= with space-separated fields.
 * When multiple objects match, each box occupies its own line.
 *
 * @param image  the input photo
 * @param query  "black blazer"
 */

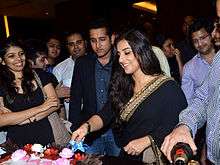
xmin=69 ymin=54 xmax=97 ymax=131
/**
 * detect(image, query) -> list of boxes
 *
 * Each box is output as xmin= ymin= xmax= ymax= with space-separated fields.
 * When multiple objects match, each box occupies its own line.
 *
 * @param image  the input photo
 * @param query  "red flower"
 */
xmin=74 ymin=153 xmax=85 ymax=161
xmin=44 ymin=147 xmax=59 ymax=160
xmin=23 ymin=144 xmax=32 ymax=154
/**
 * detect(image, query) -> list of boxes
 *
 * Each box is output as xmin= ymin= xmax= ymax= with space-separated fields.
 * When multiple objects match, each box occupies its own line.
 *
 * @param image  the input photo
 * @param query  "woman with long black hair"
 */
xmin=0 ymin=39 xmax=59 ymax=146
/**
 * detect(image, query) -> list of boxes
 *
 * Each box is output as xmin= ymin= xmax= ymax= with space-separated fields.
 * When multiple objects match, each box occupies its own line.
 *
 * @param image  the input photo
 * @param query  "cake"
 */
xmin=0 ymin=142 xmax=103 ymax=165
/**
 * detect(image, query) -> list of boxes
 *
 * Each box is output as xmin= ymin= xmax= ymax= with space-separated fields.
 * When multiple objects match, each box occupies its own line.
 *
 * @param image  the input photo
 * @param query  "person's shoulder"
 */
xmin=53 ymin=58 xmax=73 ymax=72
xmin=78 ymin=53 xmax=95 ymax=60
xmin=152 ymin=46 xmax=164 ymax=55
xmin=34 ymin=68 xmax=46 ymax=75
xmin=152 ymin=46 xmax=167 ymax=61
xmin=157 ymin=79 xmax=186 ymax=104
xmin=34 ymin=68 xmax=58 ymax=86
xmin=212 ymin=50 xmax=220 ymax=62
xmin=34 ymin=68 xmax=52 ymax=79
xmin=55 ymin=58 xmax=71 ymax=67
xmin=184 ymin=54 xmax=199 ymax=68
xmin=152 ymin=46 xmax=161 ymax=51
xmin=158 ymin=76 xmax=180 ymax=91
xmin=75 ymin=53 xmax=96 ymax=65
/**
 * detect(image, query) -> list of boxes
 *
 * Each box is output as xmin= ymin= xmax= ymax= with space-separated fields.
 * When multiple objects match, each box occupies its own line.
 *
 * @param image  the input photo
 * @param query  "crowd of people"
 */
xmin=1 ymin=0 xmax=220 ymax=164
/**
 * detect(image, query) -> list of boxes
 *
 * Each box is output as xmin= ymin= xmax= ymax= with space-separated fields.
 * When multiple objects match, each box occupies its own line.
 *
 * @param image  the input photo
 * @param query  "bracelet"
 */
xmin=85 ymin=121 xmax=91 ymax=134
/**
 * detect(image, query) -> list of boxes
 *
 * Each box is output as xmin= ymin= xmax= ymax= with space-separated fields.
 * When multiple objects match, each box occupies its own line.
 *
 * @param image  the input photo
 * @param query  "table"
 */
xmin=102 ymin=156 xmax=144 ymax=165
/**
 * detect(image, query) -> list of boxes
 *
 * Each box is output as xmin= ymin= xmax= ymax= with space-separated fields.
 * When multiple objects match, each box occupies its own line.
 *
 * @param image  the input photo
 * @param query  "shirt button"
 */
xmin=101 ymin=90 xmax=104 ymax=93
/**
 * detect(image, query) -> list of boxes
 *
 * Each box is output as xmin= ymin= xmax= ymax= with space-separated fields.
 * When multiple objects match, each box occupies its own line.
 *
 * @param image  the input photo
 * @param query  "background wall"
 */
xmin=0 ymin=0 xmax=217 ymax=42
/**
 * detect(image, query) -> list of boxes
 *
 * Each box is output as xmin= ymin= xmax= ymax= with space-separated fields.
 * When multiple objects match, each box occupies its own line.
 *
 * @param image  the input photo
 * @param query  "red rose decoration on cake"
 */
xmin=23 ymin=144 xmax=32 ymax=154
xmin=0 ymin=142 xmax=99 ymax=165
xmin=44 ymin=147 xmax=59 ymax=160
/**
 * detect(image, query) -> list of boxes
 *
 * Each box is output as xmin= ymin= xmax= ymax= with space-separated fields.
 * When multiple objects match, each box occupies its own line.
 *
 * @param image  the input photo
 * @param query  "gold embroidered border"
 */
xmin=120 ymin=75 xmax=173 ymax=122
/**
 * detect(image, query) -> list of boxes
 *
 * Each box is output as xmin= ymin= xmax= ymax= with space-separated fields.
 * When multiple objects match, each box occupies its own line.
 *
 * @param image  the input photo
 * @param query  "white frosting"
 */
xmin=31 ymin=144 xmax=44 ymax=153
xmin=59 ymin=148 xmax=74 ymax=158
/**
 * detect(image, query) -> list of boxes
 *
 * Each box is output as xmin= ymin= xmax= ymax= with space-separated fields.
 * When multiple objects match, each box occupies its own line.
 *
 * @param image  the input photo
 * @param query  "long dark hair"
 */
xmin=110 ymin=29 xmax=162 ymax=120
xmin=0 ymin=39 xmax=35 ymax=104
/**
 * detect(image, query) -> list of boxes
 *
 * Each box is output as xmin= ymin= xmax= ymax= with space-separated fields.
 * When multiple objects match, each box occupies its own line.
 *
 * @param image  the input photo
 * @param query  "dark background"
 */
xmin=0 ymin=0 xmax=217 ymax=41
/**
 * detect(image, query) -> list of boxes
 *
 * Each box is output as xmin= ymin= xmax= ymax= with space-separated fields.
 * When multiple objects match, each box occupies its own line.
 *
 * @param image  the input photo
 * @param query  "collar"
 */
xmin=95 ymin=51 xmax=115 ymax=67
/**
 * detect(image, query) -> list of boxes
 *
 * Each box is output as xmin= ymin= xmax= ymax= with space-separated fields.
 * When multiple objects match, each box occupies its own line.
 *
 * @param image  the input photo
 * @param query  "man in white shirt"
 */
xmin=53 ymin=31 xmax=87 ymax=120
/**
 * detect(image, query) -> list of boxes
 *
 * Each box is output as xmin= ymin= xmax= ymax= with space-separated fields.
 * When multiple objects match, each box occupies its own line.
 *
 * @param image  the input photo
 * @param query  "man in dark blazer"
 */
xmin=69 ymin=18 xmax=120 ymax=156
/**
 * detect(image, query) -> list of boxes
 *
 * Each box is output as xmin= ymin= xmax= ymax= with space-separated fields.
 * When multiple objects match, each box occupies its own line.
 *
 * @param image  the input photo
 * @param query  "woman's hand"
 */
xmin=0 ymin=106 xmax=11 ymax=114
xmin=174 ymin=48 xmax=183 ymax=64
xmin=171 ymin=45 xmax=183 ymax=77
xmin=124 ymin=136 xmax=150 ymax=156
xmin=41 ymin=97 xmax=59 ymax=112
xmin=71 ymin=123 xmax=89 ymax=142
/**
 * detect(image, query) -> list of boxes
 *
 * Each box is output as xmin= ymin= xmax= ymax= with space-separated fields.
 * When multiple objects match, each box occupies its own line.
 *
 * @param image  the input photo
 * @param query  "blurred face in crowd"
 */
xmin=89 ymin=27 xmax=112 ymax=58
xmin=117 ymin=39 xmax=140 ymax=75
xmin=2 ymin=46 xmax=26 ymax=73
xmin=47 ymin=38 xmax=61 ymax=59
xmin=31 ymin=52 xmax=48 ymax=70
xmin=182 ymin=16 xmax=194 ymax=35
xmin=212 ymin=0 xmax=220 ymax=47
xmin=162 ymin=38 xmax=176 ymax=58
xmin=191 ymin=28 xmax=213 ymax=55
xmin=67 ymin=33 xmax=86 ymax=59
xmin=212 ymin=21 xmax=220 ymax=46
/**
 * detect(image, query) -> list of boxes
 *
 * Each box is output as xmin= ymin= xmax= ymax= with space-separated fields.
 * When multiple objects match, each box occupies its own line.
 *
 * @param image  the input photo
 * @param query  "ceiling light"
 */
xmin=132 ymin=1 xmax=157 ymax=14
xmin=4 ymin=15 xmax=10 ymax=38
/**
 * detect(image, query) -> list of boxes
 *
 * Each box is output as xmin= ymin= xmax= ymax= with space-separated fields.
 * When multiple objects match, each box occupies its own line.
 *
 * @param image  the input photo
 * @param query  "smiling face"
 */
xmin=117 ymin=39 xmax=141 ymax=75
xmin=67 ymin=33 xmax=86 ymax=59
xmin=2 ymin=46 xmax=26 ymax=74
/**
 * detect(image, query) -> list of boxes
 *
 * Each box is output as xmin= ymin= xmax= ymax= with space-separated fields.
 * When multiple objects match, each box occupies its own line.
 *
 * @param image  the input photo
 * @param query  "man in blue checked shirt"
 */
xmin=161 ymin=0 xmax=220 ymax=164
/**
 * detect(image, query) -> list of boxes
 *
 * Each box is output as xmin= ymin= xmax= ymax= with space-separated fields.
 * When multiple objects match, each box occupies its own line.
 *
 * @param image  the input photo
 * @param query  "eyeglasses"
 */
xmin=192 ymin=34 xmax=210 ymax=45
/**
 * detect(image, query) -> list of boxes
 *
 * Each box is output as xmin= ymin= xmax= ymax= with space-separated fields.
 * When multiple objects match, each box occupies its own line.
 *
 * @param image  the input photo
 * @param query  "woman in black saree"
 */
xmin=71 ymin=29 xmax=187 ymax=163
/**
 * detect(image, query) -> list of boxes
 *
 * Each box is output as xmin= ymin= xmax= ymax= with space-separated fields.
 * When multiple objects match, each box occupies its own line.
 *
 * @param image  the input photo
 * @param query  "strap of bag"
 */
xmin=33 ymin=70 xmax=70 ymax=146
xmin=142 ymin=136 xmax=164 ymax=164
xmin=33 ymin=70 xmax=47 ymax=100
xmin=148 ymin=136 xmax=161 ymax=165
